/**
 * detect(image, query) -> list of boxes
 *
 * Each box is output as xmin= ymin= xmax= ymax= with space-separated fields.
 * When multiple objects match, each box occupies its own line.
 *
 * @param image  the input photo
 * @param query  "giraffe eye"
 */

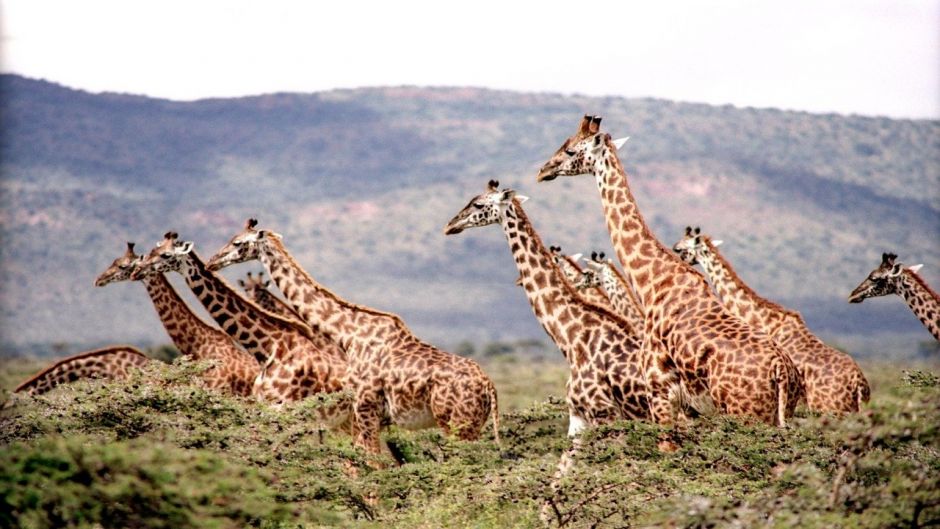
xmin=472 ymin=203 xmax=484 ymax=209
xmin=564 ymin=149 xmax=576 ymax=156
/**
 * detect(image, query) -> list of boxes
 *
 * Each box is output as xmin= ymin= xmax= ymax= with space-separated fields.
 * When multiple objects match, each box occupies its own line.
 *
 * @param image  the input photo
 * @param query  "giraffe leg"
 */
xmin=353 ymin=387 xmax=386 ymax=464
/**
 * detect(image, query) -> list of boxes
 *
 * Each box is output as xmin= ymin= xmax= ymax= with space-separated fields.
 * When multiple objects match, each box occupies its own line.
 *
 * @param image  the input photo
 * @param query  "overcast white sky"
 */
xmin=1 ymin=0 xmax=937 ymax=118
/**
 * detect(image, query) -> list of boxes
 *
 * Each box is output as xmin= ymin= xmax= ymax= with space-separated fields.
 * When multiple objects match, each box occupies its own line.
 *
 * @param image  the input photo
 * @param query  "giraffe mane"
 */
xmin=703 ymin=237 xmax=800 ymax=319
xmin=905 ymin=267 xmax=940 ymax=302
xmin=598 ymin=134 xmax=710 ymax=283
xmin=13 ymin=345 xmax=147 ymax=393
xmin=266 ymin=237 xmax=412 ymax=331
xmin=510 ymin=199 xmax=642 ymax=335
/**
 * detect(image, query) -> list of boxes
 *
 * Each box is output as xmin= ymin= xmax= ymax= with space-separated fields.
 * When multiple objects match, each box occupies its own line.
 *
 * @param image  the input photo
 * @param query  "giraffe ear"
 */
xmin=177 ymin=241 xmax=194 ymax=254
xmin=890 ymin=264 xmax=903 ymax=276
xmin=570 ymin=253 xmax=583 ymax=262
xmin=713 ymin=240 xmax=723 ymax=247
xmin=612 ymin=136 xmax=629 ymax=149
xmin=908 ymin=264 xmax=924 ymax=274
xmin=514 ymin=194 xmax=530 ymax=204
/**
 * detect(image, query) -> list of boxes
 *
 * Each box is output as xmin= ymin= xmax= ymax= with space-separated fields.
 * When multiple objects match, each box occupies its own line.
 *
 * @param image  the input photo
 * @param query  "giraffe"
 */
xmin=13 ymin=346 xmax=150 ymax=396
xmin=547 ymin=245 xmax=615 ymax=311
xmin=537 ymin=115 xmax=802 ymax=427
xmin=444 ymin=180 xmax=650 ymax=434
xmin=674 ymin=227 xmax=870 ymax=412
xmin=205 ymin=219 xmax=499 ymax=457
xmin=239 ymin=271 xmax=305 ymax=324
xmin=575 ymin=252 xmax=646 ymax=335
xmin=131 ymin=233 xmax=351 ymax=421
xmin=445 ymin=181 xmax=652 ymax=519
xmin=95 ymin=242 xmax=259 ymax=397
xmin=850 ymin=252 xmax=939 ymax=341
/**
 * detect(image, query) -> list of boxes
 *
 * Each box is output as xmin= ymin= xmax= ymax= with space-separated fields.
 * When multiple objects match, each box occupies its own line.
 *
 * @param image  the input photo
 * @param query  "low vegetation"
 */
xmin=1 ymin=356 xmax=938 ymax=528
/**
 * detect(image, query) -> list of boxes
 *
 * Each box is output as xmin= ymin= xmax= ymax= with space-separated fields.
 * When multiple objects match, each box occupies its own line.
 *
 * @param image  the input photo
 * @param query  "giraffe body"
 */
xmin=850 ymin=253 xmax=939 ymax=341
xmin=132 ymin=234 xmax=350 ymax=426
xmin=675 ymin=229 xmax=869 ymax=412
xmin=95 ymin=243 xmax=259 ymax=397
xmin=444 ymin=182 xmax=649 ymax=431
xmin=537 ymin=116 xmax=801 ymax=426
xmin=14 ymin=346 xmax=150 ymax=395
xmin=206 ymin=220 xmax=499 ymax=455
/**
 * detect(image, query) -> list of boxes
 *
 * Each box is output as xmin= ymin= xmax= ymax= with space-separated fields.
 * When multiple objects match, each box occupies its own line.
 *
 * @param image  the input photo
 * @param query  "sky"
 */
xmin=1 ymin=0 xmax=937 ymax=119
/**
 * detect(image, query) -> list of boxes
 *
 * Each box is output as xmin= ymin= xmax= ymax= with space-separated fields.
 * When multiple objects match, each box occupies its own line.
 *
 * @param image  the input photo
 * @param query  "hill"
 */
xmin=0 ymin=75 xmax=937 ymax=357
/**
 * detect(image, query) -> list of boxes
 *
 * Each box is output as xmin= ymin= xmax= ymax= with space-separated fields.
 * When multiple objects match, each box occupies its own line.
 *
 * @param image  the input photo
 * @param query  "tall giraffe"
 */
xmin=674 ymin=228 xmax=870 ymax=412
xmin=444 ymin=180 xmax=649 ymax=434
xmin=206 ymin=219 xmax=499 ymax=456
xmin=13 ymin=346 xmax=150 ymax=396
xmin=95 ymin=242 xmax=259 ymax=396
xmin=576 ymin=252 xmax=646 ymax=335
xmin=239 ymin=271 xmax=305 ymax=324
xmin=850 ymin=252 xmax=939 ymax=341
xmin=132 ymin=233 xmax=350 ymax=419
xmin=537 ymin=115 xmax=801 ymax=426
xmin=547 ymin=246 xmax=615 ymax=311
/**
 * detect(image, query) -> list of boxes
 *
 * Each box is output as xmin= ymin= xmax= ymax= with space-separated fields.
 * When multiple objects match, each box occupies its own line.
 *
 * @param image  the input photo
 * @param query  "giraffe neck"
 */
xmin=142 ymin=273 xmax=223 ymax=359
xmin=695 ymin=240 xmax=785 ymax=329
xmin=257 ymin=238 xmax=400 ymax=351
xmin=600 ymin=264 xmax=645 ymax=331
xmin=500 ymin=200 xmax=603 ymax=361
xmin=591 ymin=139 xmax=702 ymax=309
xmin=898 ymin=270 xmax=940 ymax=340
xmin=180 ymin=252 xmax=310 ymax=362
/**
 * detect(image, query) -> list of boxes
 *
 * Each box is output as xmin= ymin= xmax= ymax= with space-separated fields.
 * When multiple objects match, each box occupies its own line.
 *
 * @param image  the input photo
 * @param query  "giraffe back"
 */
xmin=14 ymin=346 xmax=151 ymax=395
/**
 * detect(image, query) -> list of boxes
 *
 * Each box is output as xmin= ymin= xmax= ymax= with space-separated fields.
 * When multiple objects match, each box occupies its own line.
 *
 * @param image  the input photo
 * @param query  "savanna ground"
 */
xmin=0 ymin=353 xmax=938 ymax=528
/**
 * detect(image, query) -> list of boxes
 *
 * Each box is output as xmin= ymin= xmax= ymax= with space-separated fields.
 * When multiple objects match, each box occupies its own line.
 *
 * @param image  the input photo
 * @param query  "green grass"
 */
xmin=1 ymin=356 xmax=938 ymax=528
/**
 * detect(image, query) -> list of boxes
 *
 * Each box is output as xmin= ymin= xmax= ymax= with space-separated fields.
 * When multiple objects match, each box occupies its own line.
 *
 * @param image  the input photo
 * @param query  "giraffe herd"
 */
xmin=10 ymin=115 xmax=937 ymax=468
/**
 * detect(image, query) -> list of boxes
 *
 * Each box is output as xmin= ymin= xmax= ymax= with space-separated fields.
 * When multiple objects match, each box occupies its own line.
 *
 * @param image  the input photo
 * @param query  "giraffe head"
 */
xmin=536 ymin=115 xmax=609 ymax=182
xmin=95 ymin=242 xmax=143 ymax=287
xmin=131 ymin=232 xmax=195 ymax=279
xmin=207 ymin=218 xmax=279 ymax=271
xmin=443 ymin=180 xmax=527 ymax=235
xmin=848 ymin=252 xmax=924 ymax=303
xmin=575 ymin=252 xmax=607 ymax=290
xmin=672 ymin=226 xmax=722 ymax=265
xmin=239 ymin=271 xmax=271 ymax=298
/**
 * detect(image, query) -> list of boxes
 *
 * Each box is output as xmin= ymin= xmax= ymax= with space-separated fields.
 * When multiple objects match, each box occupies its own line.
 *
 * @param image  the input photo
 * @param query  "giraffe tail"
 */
xmin=856 ymin=371 xmax=871 ymax=410
xmin=487 ymin=379 xmax=501 ymax=445
xmin=774 ymin=360 xmax=789 ymax=428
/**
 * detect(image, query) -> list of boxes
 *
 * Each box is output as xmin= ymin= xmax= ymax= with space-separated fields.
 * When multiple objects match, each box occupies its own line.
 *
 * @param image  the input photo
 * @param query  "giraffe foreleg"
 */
xmin=352 ymin=386 xmax=386 ymax=462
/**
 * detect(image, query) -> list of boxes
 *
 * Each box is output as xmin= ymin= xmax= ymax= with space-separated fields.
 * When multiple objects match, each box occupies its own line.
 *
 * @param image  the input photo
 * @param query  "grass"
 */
xmin=0 ymin=355 xmax=938 ymax=528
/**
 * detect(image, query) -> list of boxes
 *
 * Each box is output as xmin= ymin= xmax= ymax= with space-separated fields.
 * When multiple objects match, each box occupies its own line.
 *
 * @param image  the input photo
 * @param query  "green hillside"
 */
xmin=0 ymin=75 xmax=937 ymax=357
